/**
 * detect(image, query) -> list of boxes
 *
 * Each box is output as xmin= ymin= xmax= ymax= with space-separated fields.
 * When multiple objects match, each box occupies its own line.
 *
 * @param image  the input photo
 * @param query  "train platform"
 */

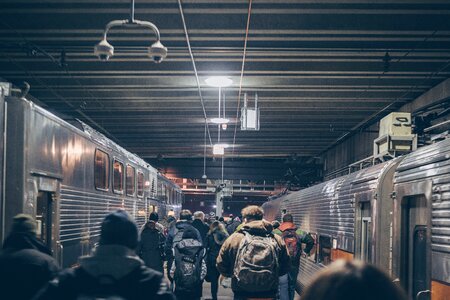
xmin=201 ymin=281 xmax=233 ymax=300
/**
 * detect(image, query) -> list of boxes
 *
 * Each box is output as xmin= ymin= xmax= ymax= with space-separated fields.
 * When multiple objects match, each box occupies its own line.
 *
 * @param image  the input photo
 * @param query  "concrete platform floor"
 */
xmin=201 ymin=281 xmax=234 ymax=300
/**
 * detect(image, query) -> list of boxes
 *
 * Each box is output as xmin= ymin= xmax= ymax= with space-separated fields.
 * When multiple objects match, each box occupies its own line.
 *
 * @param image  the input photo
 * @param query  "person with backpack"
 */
xmin=138 ymin=212 xmax=166 ymax=273
xmin=206 ymin=221 xmax=229 ymax=300
xmin=216 ymin=205 xmax=290 ymax=300
xmin=170 ymin=228 xmax=206 ymax=300
xmin=34 ymin=210 xmax=175 ymax=300
xmin=273 ymin=213 xmax=315 ymax=300
xmin=164 ymin=209 xmax=202 ymax=288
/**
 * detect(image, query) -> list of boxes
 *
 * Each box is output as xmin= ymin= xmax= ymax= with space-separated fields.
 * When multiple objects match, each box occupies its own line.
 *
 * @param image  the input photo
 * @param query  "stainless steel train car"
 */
xmin=263 ymin=138 xmax=450 ymax=299
xmin=0 ymin=91 xmax=182 ymax=268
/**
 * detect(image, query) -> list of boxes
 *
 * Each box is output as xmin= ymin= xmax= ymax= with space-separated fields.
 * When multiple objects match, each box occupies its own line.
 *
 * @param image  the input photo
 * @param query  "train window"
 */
xmin=318 ymin=235 xmax=332 ymax=265
xmin=113 ymin=160 xmax=124 ymax=194
xmin=137 ymin=172 xmax=144 ymax=198
xmin=126 ymin=165 xmax=135 ymax=196
xmin=94 ymin=149 xmax=109 ymax=190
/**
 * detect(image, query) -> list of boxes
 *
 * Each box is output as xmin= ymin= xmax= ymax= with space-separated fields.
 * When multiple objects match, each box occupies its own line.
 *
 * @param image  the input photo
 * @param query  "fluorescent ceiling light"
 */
xmin=205 ymin=76 xmax=232 ymax=88
xmin=210 ymin=117 xmax=230 ymax=124
xmin=212 ymin=143 xmax=230 ymax=155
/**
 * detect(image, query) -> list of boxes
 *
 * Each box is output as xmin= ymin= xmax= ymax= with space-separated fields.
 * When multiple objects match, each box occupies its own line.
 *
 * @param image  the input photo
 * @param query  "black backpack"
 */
xmin=140 ymin=227 xmax=166 ymax=260
xmin=173 ymin=242 xmax=204 ymax=293
xmin=233 ymin=230 xmax=280 ymax=292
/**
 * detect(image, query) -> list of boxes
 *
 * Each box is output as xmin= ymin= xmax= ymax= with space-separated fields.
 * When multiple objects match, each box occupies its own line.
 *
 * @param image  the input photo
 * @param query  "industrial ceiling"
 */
xmin=1 ymin=0 xmax=450 ymax=183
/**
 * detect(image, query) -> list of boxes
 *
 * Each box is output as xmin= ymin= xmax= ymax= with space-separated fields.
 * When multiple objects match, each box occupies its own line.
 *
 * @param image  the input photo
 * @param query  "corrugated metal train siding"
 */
xmin=395 ymin=139 xmax=450 ymax=258
xmin=283 ymin=162 xmax=390 ymax=250
xmin=280 ymin=161 xmax=394 ymax=291
xmin=60 ymin=186 xmax=146 ymax=244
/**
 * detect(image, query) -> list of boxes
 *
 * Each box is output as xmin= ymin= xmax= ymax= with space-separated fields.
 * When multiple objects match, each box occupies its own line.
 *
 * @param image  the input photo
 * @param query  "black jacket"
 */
xmin=138 ymin=221 xmax=166 ymax=273
xmin=33 ymin=245 xmax=174 ymax=300
xmin=0 ymin=233 xmax=59 ymax=300
xmin=192 ymin=219 xmax=209 ymax=246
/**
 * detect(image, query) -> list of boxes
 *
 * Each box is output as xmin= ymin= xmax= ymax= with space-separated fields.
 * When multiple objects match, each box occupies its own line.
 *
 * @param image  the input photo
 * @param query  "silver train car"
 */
xmin=0 ymin=93 xmax=182 ymax=267
xmin=263 ymin=138 xmax=450 ymax=299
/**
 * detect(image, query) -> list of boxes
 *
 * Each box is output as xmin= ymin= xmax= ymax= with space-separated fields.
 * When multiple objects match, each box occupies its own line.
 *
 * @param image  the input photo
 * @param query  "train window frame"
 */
xmin=137 ymin=171 xmax=144 ymax=198
xmin=126 ymin=164 xmax=136 ymax=197
xmin=318 ymin=235 xmax=332 ymax=266
xmin=112 ymin=159 xmax=124 ymax=194
xmin=94 ymin=149 xmax=110 ymax=191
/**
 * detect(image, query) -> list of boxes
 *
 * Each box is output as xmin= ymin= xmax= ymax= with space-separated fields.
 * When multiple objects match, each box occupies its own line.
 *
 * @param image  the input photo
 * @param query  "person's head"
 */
xmin=194 ymin=211 xmax=205 ymax=221
xmin=209 ymin=220 xmax=227 ymax=234
xmin=272 ymin=220 xmax=280 ymax=229
xmin=241 ymin=205 xmax=264 ymax=223
xmin=179 ymin=209 xmax=193 ymax=221
xmin=301 ymin=260 xmax=407 ymax=300
xmin=219 ymin=217 xmax=224 ymax=222
xmin=149 ymin=212 xmax=159 ymax=222
xmin=10 ymin=214 xmax=37 ymax=236
xmin=99 ymin=210 xmax=138 ymax=250
xmin=282 ymin=213 xmax=294 ymax=223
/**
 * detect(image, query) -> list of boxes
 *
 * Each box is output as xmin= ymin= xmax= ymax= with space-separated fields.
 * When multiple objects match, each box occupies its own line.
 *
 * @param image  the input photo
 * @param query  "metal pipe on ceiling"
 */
xmin=232 ymin=0 xmax=253 ymax=156
xmin=177 ymin=0 xmax=213 ymax=147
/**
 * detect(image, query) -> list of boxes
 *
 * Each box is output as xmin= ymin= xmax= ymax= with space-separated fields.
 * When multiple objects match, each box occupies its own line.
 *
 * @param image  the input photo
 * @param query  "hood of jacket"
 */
xmin=79 ymin=245 xmax=143 ymax=280
xmin=242 ymin=220 xmax=273 ymax=235
xmin=175 ymin=220 xmax=192 ymax=231
xmin=2 ymin=232 xmax=52 ymax=256
xmin=212 ymin=229 xmax=229 ymax=245
xmin=279 ymin=221 xmax=297 ymax=232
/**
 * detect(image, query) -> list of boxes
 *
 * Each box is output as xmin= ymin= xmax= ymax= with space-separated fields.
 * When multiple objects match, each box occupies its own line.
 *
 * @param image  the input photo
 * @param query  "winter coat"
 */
xmin=206 ymin=228 xmax=229 ymax=268
xmin=192 ymin=219 xmax=209 ymax=246
xmin=33 ymin=245 xmax=175 ymax=300
xmin=170 ymin=238 xmax=207 ymax=298
xmin=138 ymin=221 xmax=166 ymax=273
xmin=216 ymin=220 xmax=290 ymax=298
xmin=0 ymin=232 xmax=59 ymax=300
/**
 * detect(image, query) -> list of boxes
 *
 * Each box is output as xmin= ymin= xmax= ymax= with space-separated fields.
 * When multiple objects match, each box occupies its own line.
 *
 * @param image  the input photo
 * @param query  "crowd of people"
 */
xmin=0 ymin=206 xmax=408 ymax=300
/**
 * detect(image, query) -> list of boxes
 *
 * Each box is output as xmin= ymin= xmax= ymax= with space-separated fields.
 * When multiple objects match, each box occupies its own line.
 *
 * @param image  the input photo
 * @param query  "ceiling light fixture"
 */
xmin=207 ymin=76 xmax=232 ymax=155
xmin=205 ymin=76 xmax=233 ymax=88
xmin=94 ymin=0 xmax=167 ymax=63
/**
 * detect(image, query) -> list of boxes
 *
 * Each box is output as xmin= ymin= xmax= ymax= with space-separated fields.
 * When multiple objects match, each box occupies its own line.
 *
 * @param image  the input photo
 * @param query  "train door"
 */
xmin=33 ymin=175 xmax=61 ymax=266
xmin=394 ymin=182 xmax=431 ymax=300
xmin=355 ymin=192 xmax=372 ymax=262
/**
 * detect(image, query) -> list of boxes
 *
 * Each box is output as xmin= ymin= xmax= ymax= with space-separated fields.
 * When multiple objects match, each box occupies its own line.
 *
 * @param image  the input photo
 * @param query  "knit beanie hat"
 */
xmin=11 ymin=214 xmax=37 ymax=235
xmin=149 ymin=212 xmax=159 ymax=222
xmin=99 ymin=210 xmax=138 ymax=249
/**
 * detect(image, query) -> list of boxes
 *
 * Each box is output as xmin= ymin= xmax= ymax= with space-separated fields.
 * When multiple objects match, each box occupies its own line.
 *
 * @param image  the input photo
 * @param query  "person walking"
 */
xmin=170 ymin=228 xmax=207 ymax=300
xmin=216 ymin=205 xmax=290 ymax=300
xmin=138 ymin=212 xmax=166 ymax=273
xmin=34 ymin=210 xmax=175 ymax=300
xmin=0 ymin=214 xmax=59 ymax=300
xmin=164 ymin=209 xmax=201 ymax=289
xmin=205 ymin=221 xmax=229 ymax=300
xmin=192 ymin=211 xmax=209 ymax=246
xmin=273 ymin=213 xmax=314 ymax=300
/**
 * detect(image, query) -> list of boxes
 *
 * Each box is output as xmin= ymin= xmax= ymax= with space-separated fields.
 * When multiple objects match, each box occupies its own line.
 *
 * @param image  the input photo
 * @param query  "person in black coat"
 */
xmin=206 ymin=221 xmax=229 ymax=300
xmin=192 ymin=211 xmax=209 ymax=246
xmin=0 ymin=214 xmax=59 ymax=300
xmin=34 ymin=210 xmax=175 ymax=300
xmin=138 ymin=212 xmax=166 ymax=273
